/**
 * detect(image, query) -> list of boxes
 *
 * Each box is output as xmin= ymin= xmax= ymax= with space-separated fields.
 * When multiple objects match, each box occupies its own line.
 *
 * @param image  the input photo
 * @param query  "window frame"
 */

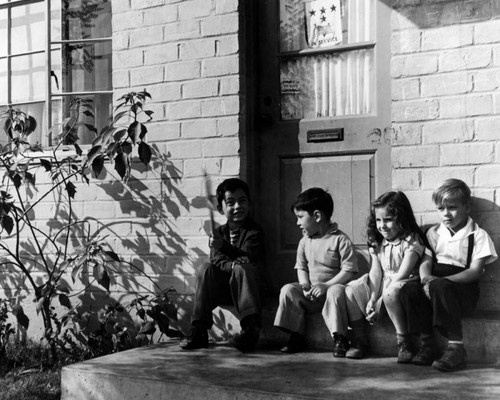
xmin=0 ymin=0 xmax=113 ymax=147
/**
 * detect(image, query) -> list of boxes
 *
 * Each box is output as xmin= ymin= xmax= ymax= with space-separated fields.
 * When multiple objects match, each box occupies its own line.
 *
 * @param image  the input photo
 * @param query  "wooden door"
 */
xmin=253 ymin=0 xmax=392 ymax=292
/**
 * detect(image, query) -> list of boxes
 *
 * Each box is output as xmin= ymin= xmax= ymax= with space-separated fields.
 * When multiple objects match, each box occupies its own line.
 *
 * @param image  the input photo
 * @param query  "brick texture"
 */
xmin=392 ymin=0 xmax=500 ymax=312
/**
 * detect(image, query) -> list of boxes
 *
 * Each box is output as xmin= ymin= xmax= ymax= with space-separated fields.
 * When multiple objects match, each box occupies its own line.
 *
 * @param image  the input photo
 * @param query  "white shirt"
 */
xmin=428 ymin=217 xmax=497 ymax=268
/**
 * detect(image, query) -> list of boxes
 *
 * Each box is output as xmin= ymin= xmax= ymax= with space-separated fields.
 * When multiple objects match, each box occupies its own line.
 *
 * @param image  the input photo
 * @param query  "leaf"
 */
xmin=26 ymin=115 xmax=37 ymax=135
xmin=84 ymin=123 xmax=98 ymax=133
xmin=104 ymin=250 xmax=120 ymax=262
xmin=25 ymin=171 xmax=36 ymax=186
xmin=98 ymin=269 xmax=110 ymax=291
xmin=137 ymin=308 xmax=146 ymax=320
xmin=16 ymin=313 xmax=30 ymax=330
xmin=92 ymin=155 xmax=105 ymax=178
xmin=59 ymin=294 xmax=72 ymax=309
xmin=86 ymin=145 xmax=103 ymax=164
xmin=127 ymin=121 xmax=139 ymax=144
xmin=138 ymin=321 xmax=156 ymax=335
xmin=114 ymin=153 xmax=128 ymax=180
xmin=11 ymin=173 xmax=22 ymax=188
xmin=11 ymin=304 xmax=24 ymax=316
xmin=113 ymin=128 xmax=128 ymax=142
xmin=1 ymin=214 xmax=14 ymax=234
xmin=157 ymin=313 xmax=170 ymax=334
xmin=164 ymin=302 xmax=178 ymax=321
xmin=40 ymin=159 xmax=52 ymax=171
xmin=74 ymin=143 xmax=83 ymax=156
xmin=65 ymin=181 xmax=77 ymax=199
xmin=138 ymin=142 xmax=152 ymax=165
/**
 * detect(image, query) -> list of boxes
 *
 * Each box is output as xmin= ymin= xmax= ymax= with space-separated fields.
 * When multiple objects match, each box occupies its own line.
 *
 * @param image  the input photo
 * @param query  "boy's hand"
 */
xmin=309 ymin=283 xmax=327 ymax=299
xmin=421 ymin=275 xmax=437 ymax=285
xmin=234 ymin=256 xmax=250 ymax=264
xmin=209 ymin=231 xmax=223 ymax=250
xmin=421 ymin=275 xmax=438 ymax=300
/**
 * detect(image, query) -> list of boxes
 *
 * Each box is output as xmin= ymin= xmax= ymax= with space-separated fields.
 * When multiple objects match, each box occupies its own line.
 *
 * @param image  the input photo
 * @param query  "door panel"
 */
xmin=254 ymin=0 xmax=391 ymax=291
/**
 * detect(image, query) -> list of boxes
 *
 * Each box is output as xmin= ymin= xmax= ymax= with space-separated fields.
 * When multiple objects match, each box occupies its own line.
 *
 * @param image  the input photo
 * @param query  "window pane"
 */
xmin=11 ymin=53 xmax=45 ymax=103
xmin=62 ymin=0 xmax=112 ymax=40
xmin=0 ymin=58 xmax=6 ymax=104
xmin=51 ymin=93 xmax=112 ymax=145
xmin=11 ymin=2 xmax=45 ymax=54
xmin=280 ymin=0 xmax=373 ymax=52
xmin=52 ymin=41 xmax=112 ymax=93
xmin=0 ymin=9 xmax=6 ymax=57
xmin=280 ymin=49 xmax=374 ymax=120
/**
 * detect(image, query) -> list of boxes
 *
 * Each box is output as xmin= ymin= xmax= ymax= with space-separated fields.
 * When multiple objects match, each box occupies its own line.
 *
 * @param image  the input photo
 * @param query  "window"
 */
xmin=0 ymin=0 xmax=112 ymax=147
xmin=279 ymin=0 xmax=375 ymax=120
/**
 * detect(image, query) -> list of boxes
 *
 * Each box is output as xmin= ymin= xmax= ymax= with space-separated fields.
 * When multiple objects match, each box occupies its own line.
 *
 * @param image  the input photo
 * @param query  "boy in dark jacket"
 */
xmin=181 ymin=178 xmax=265 ymax=352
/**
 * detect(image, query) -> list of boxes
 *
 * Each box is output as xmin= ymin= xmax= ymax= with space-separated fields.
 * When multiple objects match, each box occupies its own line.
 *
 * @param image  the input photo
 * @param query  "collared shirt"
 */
xmin=427 ymin=217 xmax=498 ymax=268
xmin=295 ymin=223 xmax=358 ymax=285
xmin=371 ymin=233 xmax=426 ymax=279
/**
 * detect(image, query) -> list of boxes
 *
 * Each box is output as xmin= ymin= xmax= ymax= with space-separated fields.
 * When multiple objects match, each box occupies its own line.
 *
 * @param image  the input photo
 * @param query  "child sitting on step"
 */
xmin=330 ymin=191 xmax=431 ymax=362
xmin=181 ymin=178 xmax=266 ymax=353
xmin=274 ymin=188 xmax=358 ymax=354
xmin=400 ymin=179 xmax=497 ymax=371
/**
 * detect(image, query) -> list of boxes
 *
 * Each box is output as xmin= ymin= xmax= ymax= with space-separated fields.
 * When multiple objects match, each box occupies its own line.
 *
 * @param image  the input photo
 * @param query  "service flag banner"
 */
xmin=305 ymin=0 xmax=342 ymax=48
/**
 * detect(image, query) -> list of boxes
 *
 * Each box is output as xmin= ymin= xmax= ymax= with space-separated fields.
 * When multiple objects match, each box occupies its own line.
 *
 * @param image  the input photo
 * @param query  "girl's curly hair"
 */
xmin=366 ymin=191 xmax=426 ymax=249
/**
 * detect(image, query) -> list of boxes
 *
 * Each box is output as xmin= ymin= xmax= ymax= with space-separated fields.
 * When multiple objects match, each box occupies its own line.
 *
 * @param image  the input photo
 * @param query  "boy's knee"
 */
xmin=326 ymin=284 xmax=345 ymax=299
xmin=428 ymin=277 xmax=451 ymax=294
xmin=279 ymin=283 xmax=299 ymax=300
xmin=232 ymin=262 xmax=258 ymax=277
xmin=197 ymin=262 xmax=216 ymax=279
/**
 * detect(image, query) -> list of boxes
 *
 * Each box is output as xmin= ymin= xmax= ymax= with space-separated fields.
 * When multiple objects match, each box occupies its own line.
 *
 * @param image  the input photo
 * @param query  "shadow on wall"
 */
xmin=0 ymin=146 xmax=215 ymax=342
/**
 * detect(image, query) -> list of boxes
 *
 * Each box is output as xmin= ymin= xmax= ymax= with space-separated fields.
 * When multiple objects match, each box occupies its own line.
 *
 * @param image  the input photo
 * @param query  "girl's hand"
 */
xmin=209 ymin=231 xmax=223 ymax=250
xmin=365 ymin=300 xmax=375 ymax=316
xmin=365 ymin=300 xmax=377 ymax=325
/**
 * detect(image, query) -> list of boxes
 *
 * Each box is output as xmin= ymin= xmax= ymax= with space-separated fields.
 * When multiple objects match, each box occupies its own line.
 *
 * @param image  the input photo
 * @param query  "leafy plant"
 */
xmin=0 ymin=299 xmax=15 ymax=356
xmin=0 ymin=90 xmax=178 ymax=361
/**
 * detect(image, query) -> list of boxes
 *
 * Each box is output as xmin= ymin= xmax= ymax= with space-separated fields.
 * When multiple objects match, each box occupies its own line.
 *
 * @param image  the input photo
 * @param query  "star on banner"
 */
xmin=305 ymin=0 xmax=342 ymax=48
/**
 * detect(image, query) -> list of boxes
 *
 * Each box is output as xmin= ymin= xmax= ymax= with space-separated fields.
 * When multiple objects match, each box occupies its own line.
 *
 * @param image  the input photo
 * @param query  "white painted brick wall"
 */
xmin=392 ymin=0 xmax=500 ymax=310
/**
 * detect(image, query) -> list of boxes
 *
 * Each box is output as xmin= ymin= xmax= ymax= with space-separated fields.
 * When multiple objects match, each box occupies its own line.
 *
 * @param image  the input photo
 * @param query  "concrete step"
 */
xmin=210 ymin=305 xmax=500 ymax=363
xmin=61 ymin=341 xmax=500 ymax=400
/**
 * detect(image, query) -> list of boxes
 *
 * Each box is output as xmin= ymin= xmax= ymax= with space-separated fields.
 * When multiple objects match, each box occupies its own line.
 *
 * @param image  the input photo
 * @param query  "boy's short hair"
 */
xmin=432 ymin=178 xmax=471 ymax=206
xmin=216 ymin=178 xmax=250 ymax=209
xmin=292 ymin=187 xmax=334 ymax=219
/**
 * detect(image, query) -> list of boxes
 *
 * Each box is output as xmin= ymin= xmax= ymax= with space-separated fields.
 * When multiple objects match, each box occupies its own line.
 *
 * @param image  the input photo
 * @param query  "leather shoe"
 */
xmin=180 ymin=327 xmax=208 ymax=350
xmin=280 ymin=333 xmax=306 ymax=353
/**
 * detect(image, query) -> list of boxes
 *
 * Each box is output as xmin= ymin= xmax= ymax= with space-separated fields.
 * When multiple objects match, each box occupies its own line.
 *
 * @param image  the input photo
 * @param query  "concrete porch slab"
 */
xmin=61 ymin=341 xmax=500 ymax=400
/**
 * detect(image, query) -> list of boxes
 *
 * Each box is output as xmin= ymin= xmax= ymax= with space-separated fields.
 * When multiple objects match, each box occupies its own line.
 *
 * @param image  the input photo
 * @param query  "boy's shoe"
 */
xmin=346 ymin=342 xmax=369 ymax=359
xmin=412 ymin=343 xmax=442 ymax=366
xmin=432 ymin=345 xmax=467 ymax=372
xmin=333 ymin=334 xmax=350 ymax=358
xmin=397 ymin=341 xmax=414 ymax=364
xmin=281 ymin=332 xmax=307 ymax=353
xmin=180 ymin=326 xmax=209 ymax=350
xmin=233 ymin=326 xmax=260 ymax=353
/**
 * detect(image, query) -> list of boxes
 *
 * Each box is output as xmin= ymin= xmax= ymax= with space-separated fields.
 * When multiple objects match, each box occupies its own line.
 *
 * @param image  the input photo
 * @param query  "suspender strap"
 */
xmin=465 ymin=232 xmax=474 ymax=269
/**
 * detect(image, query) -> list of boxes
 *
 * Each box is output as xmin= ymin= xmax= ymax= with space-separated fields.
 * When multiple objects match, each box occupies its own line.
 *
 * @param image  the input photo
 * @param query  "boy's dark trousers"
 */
xmin=400 ymin=264 xmax=479 ymax=340
xmin=192 ymin=262 xmax=262 ymax=330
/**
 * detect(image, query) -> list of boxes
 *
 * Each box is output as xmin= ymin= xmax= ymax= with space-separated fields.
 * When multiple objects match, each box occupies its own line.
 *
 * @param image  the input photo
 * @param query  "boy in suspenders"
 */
xmin=400 ymin=179 xmax=497 ymax=371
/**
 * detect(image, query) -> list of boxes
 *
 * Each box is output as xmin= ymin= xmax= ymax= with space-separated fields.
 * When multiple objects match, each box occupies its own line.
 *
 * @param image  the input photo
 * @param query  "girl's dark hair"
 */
xmin=366 ymin=191 xmax=426 ymax=248
xmin=291 ymin=187 xmax=334 ymax=219
xmin=216 ymin=178 xmax=250 ymax=209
